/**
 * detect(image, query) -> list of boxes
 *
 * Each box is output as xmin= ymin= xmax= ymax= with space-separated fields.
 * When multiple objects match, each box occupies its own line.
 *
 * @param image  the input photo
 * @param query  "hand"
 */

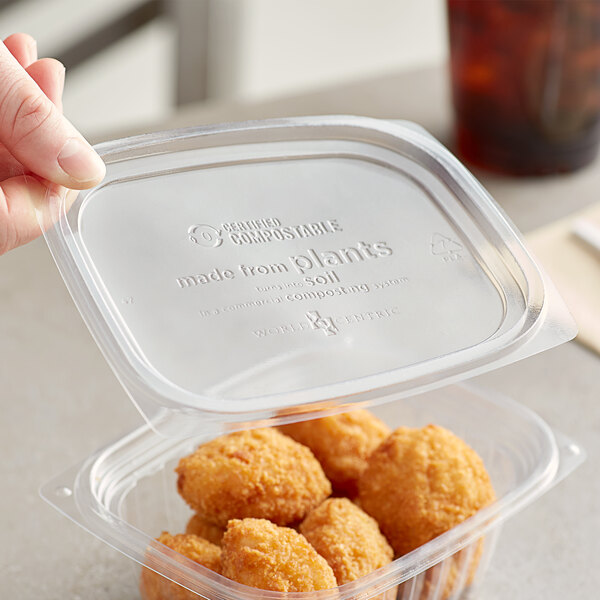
xmin=0 ymin=33 xmax=105 ymax=255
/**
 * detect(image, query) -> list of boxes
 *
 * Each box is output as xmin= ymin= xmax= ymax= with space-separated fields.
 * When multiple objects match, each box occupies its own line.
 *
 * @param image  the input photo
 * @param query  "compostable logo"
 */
xmin=187 ymin=217 xmax=342 ymax=249
xmin=188 ymin=224 xmax=223 ymax=248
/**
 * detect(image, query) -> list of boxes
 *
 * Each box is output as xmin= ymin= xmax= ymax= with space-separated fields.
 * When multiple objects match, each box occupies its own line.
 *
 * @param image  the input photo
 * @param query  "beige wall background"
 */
xmin=0 ymin=0 xmax=447 ymax=138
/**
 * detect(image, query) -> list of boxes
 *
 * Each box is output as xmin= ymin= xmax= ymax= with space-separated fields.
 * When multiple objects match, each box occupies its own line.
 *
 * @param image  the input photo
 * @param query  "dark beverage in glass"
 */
xmin=448 ymin=0 xmax=600 ymax=175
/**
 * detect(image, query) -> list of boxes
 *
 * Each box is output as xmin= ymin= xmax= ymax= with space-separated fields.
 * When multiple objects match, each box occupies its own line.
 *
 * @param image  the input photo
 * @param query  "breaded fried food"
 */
xmin=357 ymin=425 xmax=495 ymax=557
xmin=176 ymin=428 xmax=331 ymax=527
xmin=280 ymin=409 xmax=390 ymax=495
xmin=185 ymin=513 xmax=225 ymax=546
xmin=220 ymin=518 xmax=337 ymax=592
xmin=139 ymin=532 xmax=221 ymax=600
xmin=300 ymin=497 xmax=393 ymax=584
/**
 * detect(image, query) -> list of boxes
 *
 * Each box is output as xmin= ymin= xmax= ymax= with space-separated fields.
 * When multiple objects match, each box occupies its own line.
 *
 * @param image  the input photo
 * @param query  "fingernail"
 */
xmin=57 ymin=138 xmax=105 ymax=184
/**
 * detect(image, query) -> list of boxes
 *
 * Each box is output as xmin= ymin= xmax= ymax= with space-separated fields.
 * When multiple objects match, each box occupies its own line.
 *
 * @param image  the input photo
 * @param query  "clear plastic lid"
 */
xmin=41 ymin=116 xmax=576 ymax=437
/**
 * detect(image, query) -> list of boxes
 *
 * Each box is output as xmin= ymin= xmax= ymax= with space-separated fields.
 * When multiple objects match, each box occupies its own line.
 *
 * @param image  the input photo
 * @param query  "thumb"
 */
xmin=0 ymin=42 xmax=105 ymax=189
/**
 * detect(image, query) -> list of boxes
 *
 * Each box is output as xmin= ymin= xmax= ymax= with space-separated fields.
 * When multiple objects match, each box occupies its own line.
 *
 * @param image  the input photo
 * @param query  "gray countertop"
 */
xmin=1 ymin=66 xmax=599 ymax=599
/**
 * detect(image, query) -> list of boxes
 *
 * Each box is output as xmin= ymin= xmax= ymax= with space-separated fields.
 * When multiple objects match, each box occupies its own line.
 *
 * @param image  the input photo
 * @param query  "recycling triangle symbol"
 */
xmin=431 ymin=233 xmax=463 ymax=256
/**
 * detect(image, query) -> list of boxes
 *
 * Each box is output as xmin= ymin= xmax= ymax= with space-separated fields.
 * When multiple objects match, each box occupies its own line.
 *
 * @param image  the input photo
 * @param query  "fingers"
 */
xmin=0 ymin=174 xmax=47 ymax=254
xmin=4 ymin=34 xmax=63 ymax=111
xmin=0 ymin=145 xmax=26 ymax=181
xmin=0 ymin=58 xmax=66 ymax=181
xmin=26 ymin=58 xmax=65 ymax=112
xmin=0 ymin=43 xmax=105 ymax=189
xmin=0 ymin=176 xmax=78 ymax=253
xmin=0 ymin=36 xmax=89 ymax=254
xmin=3 ymin=33 xmax=37 ymax=68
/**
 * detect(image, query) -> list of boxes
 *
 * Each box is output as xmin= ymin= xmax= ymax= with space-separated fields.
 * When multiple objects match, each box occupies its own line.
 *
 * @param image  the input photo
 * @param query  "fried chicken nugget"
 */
xmin=176 ymin=428 xmax=331 ymax=527
xmin=300 ymin=498 xmax=393 ymax=584
xmin=280 ymin=409 xmax=390 ymax=495
xmin=357 ymin=425 xmax=496 ymax=557
xmin=185 ymin=513 xmax=225 ymax=546
xmin=140 ymin=532 xmax=221 ymax=600
xmin=220 ymin=518 xmax=337 ymax=591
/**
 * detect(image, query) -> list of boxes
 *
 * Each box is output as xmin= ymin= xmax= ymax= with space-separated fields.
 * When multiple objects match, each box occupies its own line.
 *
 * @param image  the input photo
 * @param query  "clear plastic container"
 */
xmin=42 ymin=384 xmax=584 ymax=600
xmin=38 ymin=116 xmax=583 ymax=600
xmin=39 ymin=116 xmax=576 ymax=437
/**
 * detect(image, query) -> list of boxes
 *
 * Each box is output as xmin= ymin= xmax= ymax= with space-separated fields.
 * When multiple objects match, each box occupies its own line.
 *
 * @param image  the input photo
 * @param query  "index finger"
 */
xmin=3 ymin=33 xmax=37 ymax=68
xmin=0 ymin=42 xmax=105 ymax=189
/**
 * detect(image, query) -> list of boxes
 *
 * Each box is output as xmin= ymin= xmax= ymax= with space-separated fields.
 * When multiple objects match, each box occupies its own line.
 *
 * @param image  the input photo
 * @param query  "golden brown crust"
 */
xmin=300 ymin=497 xmax=393 ymax=584
xmin=139 ymin=532 xmax=221 ymax=600
xmin=357 ymin=425 xmax=496 ymax=557
xmin=280 ymin=409 xmax=390 ymax=495
xmin=185 ymin=513 xmax=225 ymax=546
xmin=176 ymin=428 xmax=331 ymax=527
xmin=221 ymin=518 xmax=337 ymax=592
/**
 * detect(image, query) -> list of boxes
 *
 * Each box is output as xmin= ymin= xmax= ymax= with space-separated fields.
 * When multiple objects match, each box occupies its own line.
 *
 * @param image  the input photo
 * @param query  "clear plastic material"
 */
xmin=39 ymin=116 xmax=577 ymax=437
xmin=41 ymin=384 xmax=585 ymax=600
